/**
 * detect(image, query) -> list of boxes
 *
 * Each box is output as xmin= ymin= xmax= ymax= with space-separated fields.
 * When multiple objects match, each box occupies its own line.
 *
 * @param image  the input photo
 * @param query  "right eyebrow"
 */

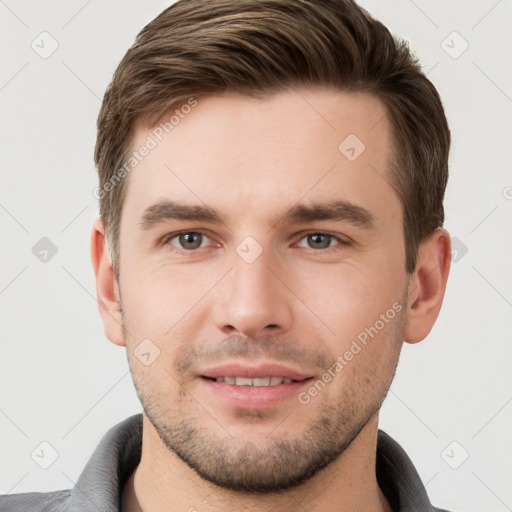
xmin=139 ymin=201 xmax=224 ymax=230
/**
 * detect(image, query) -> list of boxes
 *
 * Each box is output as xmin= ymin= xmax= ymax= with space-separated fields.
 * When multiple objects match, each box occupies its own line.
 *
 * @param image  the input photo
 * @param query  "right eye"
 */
xmin=166 ymin=231 xmax=212 ymax=250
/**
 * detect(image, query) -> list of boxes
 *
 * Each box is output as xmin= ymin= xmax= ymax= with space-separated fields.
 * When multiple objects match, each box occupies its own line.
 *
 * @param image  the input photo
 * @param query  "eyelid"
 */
xmin=161 ymin=230 xmax=217 ymax=249
xmin=295 ymin=231 xmax=353 ymax=248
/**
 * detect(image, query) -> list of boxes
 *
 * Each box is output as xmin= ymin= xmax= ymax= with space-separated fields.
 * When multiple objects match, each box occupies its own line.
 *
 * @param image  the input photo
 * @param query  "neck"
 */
xmin=122 ymin=414 xmax=391 ymax=512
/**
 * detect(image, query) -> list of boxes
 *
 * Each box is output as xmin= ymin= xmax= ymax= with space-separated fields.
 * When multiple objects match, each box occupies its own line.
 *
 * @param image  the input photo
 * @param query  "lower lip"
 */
xmin=200 ymin=377 xmax=313 ymax=409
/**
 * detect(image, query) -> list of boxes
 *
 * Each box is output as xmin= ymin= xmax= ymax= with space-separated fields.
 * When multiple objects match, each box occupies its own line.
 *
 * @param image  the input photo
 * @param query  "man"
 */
xmin=0 ymin=0 xmax=453 ymax=510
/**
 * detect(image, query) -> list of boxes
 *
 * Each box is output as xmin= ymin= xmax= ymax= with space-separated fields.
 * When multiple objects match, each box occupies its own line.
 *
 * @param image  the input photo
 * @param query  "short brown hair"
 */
xmin=95 ymin=0 xmax=450 ymax=276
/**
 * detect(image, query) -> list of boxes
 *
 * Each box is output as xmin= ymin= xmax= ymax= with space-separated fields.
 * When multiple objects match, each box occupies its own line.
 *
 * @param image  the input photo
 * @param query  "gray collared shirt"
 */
xmin=0 ymin=414 xmax=451 ymax=511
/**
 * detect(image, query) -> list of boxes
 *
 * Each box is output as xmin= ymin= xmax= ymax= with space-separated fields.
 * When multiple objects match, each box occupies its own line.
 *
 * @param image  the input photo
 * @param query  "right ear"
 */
xmin=90 ymin=219 xmax=126 ymax=346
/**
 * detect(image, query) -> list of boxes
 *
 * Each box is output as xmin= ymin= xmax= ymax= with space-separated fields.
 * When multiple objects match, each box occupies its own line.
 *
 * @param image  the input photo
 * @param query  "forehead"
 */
xmin=122 ymin=88 xmax=399 ymax=228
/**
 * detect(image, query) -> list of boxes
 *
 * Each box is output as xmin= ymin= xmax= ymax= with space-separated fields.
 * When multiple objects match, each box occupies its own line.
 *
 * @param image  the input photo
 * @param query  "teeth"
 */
xmin=213 ymin=376 xmax=296 ymax=386
xmin=252 ymin=377 xmax=270 ymax=387
xmin=235 ymin=376 xmax=253 ymax=386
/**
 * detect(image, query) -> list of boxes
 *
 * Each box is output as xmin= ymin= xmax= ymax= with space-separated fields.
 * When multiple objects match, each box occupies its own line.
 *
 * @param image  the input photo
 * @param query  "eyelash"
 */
xmin=161 ymin=230 xmax=352 ymax=252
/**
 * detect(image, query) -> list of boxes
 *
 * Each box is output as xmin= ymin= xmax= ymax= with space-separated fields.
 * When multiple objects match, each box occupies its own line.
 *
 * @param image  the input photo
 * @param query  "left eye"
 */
xmin=297 ymin=233 xmax=343 ymax=250
xmin=167 ymin=232 xmax=211 ymax=250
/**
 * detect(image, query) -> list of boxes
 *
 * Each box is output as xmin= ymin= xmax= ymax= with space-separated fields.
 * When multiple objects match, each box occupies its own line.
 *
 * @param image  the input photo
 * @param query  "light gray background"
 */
xmin=1 ymin=1 xmax=511 ymax=511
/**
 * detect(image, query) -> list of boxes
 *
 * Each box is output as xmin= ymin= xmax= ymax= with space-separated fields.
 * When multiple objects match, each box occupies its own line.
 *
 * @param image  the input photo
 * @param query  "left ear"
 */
xmin=403 ymin=227 xmax=451 ymax=344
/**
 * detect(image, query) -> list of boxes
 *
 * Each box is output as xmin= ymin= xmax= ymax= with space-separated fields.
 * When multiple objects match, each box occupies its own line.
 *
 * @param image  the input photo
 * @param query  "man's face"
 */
xmin=117 ymin=88 xmax=410 ymax=491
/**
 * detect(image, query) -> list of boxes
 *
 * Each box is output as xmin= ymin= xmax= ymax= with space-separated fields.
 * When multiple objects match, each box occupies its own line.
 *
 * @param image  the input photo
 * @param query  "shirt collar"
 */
xmin=376 ymin=430 xmax=443 ymax=511
xmin=70 ymin=414 xmax=142 ymax=511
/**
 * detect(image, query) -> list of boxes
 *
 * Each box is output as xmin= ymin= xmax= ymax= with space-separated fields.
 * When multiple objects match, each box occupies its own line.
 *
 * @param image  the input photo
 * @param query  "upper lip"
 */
xmin=199 ymin=362 xmax=313 ymax=381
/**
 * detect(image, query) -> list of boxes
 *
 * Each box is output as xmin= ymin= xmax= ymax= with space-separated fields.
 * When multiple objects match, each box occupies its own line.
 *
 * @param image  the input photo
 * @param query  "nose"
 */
xmin=213 ymin=247 xmax=293 ymax=339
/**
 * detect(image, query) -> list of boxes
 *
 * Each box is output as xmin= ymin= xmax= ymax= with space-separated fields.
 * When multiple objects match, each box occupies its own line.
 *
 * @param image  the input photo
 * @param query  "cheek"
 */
xmin=120 ymin=274 xmax=216 ymax=391
xmin=290 ymin=261 xmax=405 ymax=348
xmin=120 ymin=261 xmax=217 ymax=336
xmin=318 ymin=305 xmax=405 ymax=404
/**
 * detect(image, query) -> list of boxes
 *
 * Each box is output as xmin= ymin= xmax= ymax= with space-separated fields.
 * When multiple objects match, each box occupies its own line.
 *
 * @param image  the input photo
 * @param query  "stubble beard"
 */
xmin=122 ymin=303 xmax=406 ymax=493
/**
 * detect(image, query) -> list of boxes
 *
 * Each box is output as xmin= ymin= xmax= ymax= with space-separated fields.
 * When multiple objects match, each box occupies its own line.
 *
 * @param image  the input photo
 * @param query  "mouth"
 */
xmin=198 ymin=362 xmax=316 ymax=409
xmin=201 ymin=376 xmax=310 ymax=386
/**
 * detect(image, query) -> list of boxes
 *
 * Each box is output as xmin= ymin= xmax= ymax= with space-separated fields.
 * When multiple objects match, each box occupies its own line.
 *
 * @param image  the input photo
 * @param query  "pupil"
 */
xmin=309 ymin=234 xmax=329 ymax=249
xmin=181 ymin=233 xmax=201 ymax=249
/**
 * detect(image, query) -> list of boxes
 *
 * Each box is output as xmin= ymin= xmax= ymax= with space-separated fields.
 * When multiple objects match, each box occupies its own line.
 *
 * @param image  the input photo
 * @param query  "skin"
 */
xmin=91 ymin=87 xmax=451 ymax=512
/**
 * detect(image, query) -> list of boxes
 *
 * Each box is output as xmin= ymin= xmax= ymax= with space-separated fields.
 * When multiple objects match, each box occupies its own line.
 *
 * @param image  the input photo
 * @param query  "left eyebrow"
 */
xmin=281 ymin=200 xmax=376 ymax=229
